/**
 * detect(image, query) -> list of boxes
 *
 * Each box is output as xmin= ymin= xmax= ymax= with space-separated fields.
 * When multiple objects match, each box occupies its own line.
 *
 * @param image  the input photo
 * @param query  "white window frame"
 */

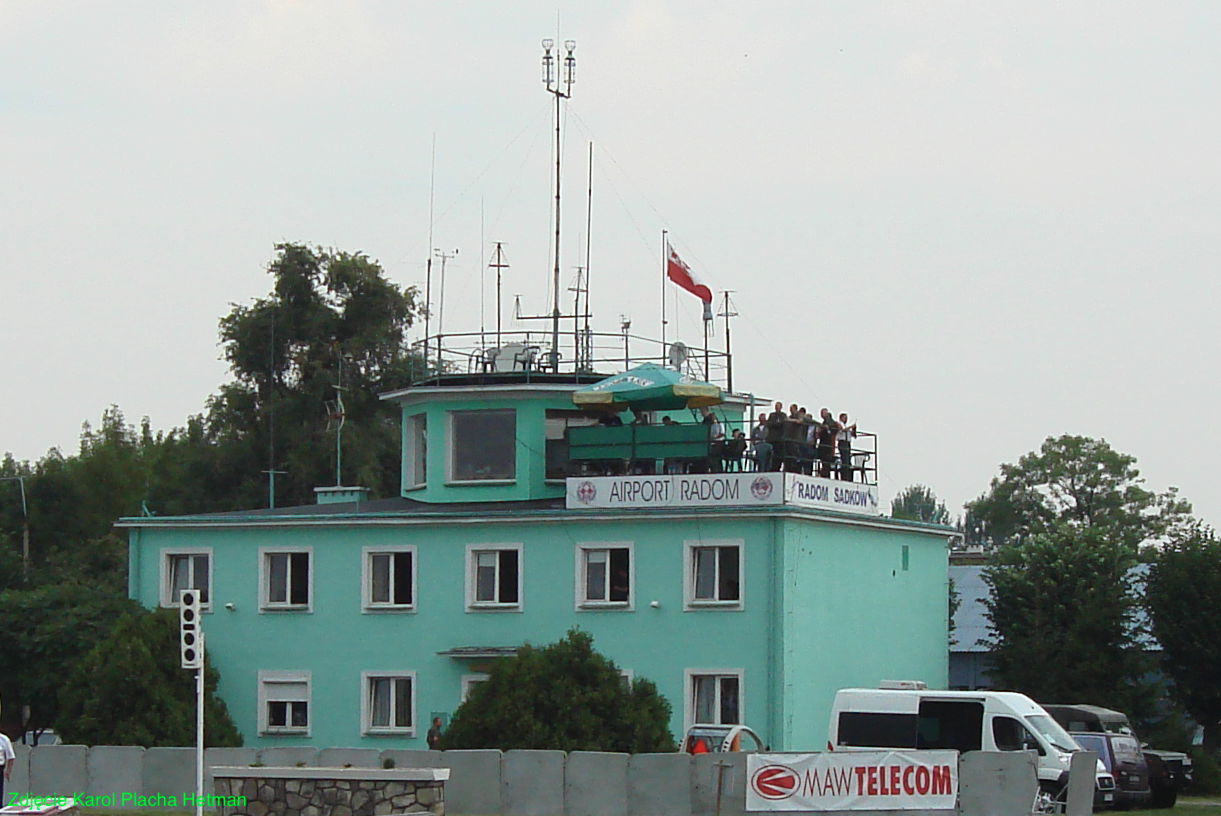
xmin=361 ymin=671 xmax=417 ymax=736
xmin=460 ymin=673 xmax=490 ymax=703
xmin=362 ymin=545 xmax=417 ymax=613
xmin=574 ymin=541 xmax=634 ymax=610
xmin=464 ymin=543 xmax=524 ymax=611
xmin=684 ymin=669 xmax=745 ymax=732
xmin=159 ymin=548 xmax=213 ymax=610
xmin=447 ymin=408 xmax=517 ymax=485
xmin=683 ymin=539 xmax=745 ymax=610
xmin=407 ymin=412 xmax=427 ymax=490
xmin=259 ymin=546 xmax=314 ymax=612
xmin=258 ymin=670 xmax=311 ymax=736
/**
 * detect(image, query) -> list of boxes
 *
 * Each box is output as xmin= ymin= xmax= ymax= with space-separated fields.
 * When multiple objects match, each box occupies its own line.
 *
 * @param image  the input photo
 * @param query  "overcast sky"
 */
xmin=3 ymin=2 xmax=1218 ymax=524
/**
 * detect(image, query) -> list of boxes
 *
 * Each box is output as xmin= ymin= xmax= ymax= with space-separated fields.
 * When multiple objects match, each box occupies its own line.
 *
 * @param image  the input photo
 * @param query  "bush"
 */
xmin=57 ymin=608 xmax=241 ymax=747
xmin=441 ymin=629 xmax=676 ymax=752
xmin=1188 ymin=749 xmax=1221 ymax=796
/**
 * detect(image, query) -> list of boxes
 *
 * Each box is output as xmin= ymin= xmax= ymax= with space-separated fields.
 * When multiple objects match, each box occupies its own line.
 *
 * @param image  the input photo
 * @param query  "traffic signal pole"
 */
xmin=196 ymin=633 xmax=204 ymax=816
xmin=180 ymin=590 xmax=205 ymax=816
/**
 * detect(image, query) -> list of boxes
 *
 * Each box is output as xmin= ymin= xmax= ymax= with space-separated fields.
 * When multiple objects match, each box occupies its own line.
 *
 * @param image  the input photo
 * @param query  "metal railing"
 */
xmin=408 ymin=329 xmax=732 ymax=388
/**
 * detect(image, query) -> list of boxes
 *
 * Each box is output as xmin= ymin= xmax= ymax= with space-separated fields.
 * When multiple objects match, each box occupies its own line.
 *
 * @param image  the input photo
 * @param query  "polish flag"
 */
xmin=666 ymin=242 xmax=713 ymax=303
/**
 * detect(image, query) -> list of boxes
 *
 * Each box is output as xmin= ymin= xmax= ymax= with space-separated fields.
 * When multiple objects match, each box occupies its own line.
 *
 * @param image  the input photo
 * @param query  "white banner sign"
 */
xmin=565 ymin=473 xmax=880 ymax=515
xmin=746 ymin=751 xmax=958 ymax=811
xmin=784 ymin=474 xmax=880 ymax=515
xmin=567 ymin=472 xmax=784 ymax=509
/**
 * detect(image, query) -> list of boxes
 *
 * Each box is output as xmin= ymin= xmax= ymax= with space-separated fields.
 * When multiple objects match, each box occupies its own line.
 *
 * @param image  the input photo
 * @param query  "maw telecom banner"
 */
xmin=746 ymin=751 xmax=958 ymax=811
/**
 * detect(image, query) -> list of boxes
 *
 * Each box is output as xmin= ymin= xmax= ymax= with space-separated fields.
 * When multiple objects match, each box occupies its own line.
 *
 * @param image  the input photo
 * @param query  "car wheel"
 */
xmin=1034 ymin=783 xmax=1065 ymax=815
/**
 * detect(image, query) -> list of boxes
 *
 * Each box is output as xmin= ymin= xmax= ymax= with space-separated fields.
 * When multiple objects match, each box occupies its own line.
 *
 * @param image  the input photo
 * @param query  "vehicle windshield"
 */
xmin=1026 ymin=714 xmax=1081 ymax=753
xmin=1073 ymin=734 xmax=1112 ymax=771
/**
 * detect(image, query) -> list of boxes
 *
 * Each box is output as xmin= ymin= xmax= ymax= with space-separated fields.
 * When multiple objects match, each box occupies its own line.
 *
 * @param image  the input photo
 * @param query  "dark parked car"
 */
xmin=1071 ymin=733 xmax=1151 ymax=810
xmin=1045 ymin=704 xmax=1193 ymax=808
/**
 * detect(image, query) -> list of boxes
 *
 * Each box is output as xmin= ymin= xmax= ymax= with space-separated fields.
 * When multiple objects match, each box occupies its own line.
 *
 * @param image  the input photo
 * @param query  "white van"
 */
xmin=828 ymin=684 xmax=1115 ymax=810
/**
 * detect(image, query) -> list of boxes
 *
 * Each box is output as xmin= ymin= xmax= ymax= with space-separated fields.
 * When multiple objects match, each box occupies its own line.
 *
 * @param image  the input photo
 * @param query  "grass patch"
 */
xmin=1131 ymin=797 xmax=1221 ymax=816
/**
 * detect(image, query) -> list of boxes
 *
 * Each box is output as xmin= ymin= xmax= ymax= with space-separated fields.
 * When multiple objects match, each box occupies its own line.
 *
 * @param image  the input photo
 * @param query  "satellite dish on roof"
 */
xmin=667 ymin=342 xmax=688 ymax=370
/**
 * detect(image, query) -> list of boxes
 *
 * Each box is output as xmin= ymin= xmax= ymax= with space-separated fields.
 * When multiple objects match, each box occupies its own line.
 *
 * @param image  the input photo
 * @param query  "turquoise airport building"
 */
xmin=120 ymin=359 xmax=952 ymax=750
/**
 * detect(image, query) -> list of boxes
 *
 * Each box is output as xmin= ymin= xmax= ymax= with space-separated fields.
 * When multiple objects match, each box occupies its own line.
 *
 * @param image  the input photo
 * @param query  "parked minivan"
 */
xmin=828 ymin=684 xmax=1116 ymax=811
xmin=1044 ymin=703 xmax=1192 ymax=808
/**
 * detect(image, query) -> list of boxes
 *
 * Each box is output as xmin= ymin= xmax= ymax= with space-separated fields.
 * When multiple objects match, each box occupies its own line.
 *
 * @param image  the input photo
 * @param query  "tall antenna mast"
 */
xmin=542 ymin=37 xmax=576 ymax=372
xmin=718 ymin=291 xmax=739 ymax=392
xmin=434 ymin=247 xmax=458 ymax=372
xmin=489 ymin=242 xmax=509 ymax=348
xmin=582 ymin=141 xmax=594 ymax=371
xmin=325 ymin=355 xmax=348 ymax=487
xmin=423 ymin=135 xmax=436 ymax=377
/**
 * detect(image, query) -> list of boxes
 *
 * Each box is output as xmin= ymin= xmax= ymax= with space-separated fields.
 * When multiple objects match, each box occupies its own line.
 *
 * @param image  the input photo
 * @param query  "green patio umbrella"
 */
xmin=572 ymin=363 xmax=723 ymax=412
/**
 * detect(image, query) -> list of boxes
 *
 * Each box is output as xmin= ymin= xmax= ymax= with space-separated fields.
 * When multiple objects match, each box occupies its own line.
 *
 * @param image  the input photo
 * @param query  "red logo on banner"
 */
xmin=750 ymin=765 xmax=800 ymax=800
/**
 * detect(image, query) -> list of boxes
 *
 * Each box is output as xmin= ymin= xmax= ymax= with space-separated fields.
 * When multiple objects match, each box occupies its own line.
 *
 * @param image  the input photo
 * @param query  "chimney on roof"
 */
xmin=314 ymin=486 xmax=371 ymax=505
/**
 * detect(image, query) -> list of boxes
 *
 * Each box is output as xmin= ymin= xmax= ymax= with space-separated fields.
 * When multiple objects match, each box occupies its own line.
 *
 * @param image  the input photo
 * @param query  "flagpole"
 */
xmin=660 ymin=229 xmax=668 ymax=356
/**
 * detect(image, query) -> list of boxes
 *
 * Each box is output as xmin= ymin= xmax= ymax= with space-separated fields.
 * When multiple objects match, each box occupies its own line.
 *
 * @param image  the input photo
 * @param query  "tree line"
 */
xmin=0 ymin=243 xmax=424 ymax=743
xmin=893 ymin=435 xmax=1221 ymax=756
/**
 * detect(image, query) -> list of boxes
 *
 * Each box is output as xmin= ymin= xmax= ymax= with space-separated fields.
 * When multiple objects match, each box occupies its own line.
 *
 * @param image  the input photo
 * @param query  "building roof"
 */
xmin=950 ymin=563 xmax=1159 ymax=654
xmin=116 ymin=491 xmax=955 ymax=533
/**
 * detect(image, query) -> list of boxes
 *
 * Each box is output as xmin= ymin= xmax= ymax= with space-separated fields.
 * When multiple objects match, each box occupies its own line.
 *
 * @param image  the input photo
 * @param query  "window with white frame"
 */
xmin=687 ymin=670 xmax=742 ymax=727
xmin=407 ymin=413 xmax=427 ymax=488
xmin=450 ymin=409 xmax=516 ymax=482
xmin=363 ymin=546 xmax=415 ymax=610
xmin=460 ymin=673 xmax=490 ymax=703
xmin=362 ymin=672 xmax=416 ymax=734
xmin=576 ymin=543 xmax=632 ymax=608
xmin=685 ymin=540 xmax=743 ymax=608
xmin=161 ymin=550 xmax=212 ymax=608
xmin=259 ymin=671 xmax=311 ymax=735
xmin=466 ymin=544 xmax=522 ymax=609
xmin=261 ymin=548 xmax=312 ymax=610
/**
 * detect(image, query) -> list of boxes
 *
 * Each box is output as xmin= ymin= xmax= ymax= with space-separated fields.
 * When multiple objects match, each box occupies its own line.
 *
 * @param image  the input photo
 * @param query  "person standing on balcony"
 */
xmin=766 ymin=402 xmax=788 ymax=470
xmin=837 ymin=412 xmax=857 ymax=481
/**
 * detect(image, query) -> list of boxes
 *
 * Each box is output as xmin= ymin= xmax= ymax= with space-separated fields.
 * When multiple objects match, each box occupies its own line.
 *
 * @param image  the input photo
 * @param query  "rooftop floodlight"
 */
xmin=563 ymin=39 xmax=576 ymax=88
xmin=542 ymin=40 xmax=556 ymax=87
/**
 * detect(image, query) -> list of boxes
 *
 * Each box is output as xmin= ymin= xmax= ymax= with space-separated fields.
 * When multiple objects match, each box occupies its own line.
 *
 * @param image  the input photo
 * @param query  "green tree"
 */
xmin=983 ymin=526 xmax=1151 ymax=713
xmin=891 ymin=484 xmax=952 ymax=525
xmin=967 ymin=435 xmax=1190 ymax=551
xmin=201 ymin=243 xmax=423 ymax=509
xmin=0 ymin=582 xmax=139 ymax=737
xmin=56 ymin=608 xmax=242 ymax=747
xmin=1146 ymin=521 xmax=1221 ymax=752
xmin=442 ymin=629 xmax=677 ymax=752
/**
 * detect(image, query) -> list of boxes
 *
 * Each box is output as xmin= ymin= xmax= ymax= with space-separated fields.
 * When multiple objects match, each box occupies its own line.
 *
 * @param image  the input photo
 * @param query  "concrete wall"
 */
xmin=6 ymin=746 xmax=1042 ymax=816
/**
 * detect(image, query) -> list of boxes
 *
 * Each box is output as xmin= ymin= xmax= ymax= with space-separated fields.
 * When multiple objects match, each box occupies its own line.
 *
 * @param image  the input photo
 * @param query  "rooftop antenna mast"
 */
xmin=544 ymin=37 xmax=575 ymax=372
xmin=718 ymin=291 xmax=739 ymax=392
xmin=434 ymin=247 xmax=458 ymax=372
xmin=515 ymin=39 xmax=582 ymax=371
xmin=422 ymin=135 xmax=436 ymax=378
xmin=489 ymin=242 xmax=509 ymax=348
xmin=325 ymin=354 xmax=348 ymax=487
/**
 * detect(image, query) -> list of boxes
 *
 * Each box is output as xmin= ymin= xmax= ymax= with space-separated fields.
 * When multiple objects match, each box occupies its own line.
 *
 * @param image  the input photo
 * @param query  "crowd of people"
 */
xmin=749 ymin=402 xmax=859 ymax=479
xmin=586 ymin=401 xmax=861 ymax=479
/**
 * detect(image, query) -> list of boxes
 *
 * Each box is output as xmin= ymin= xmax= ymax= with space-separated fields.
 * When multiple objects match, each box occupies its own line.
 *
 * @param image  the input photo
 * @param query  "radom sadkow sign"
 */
xmin=746 ymin=751 xmax=958 ymax=811
xmin=565 ymin=473 xmax=880 ymax=515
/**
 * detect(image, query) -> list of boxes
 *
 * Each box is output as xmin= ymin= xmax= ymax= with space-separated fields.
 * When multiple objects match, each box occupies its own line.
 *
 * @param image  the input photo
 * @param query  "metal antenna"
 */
xmin=543 ymin=38 xmax=576 ymax=372
xmin=0 ymin=476 xmax=29 ymax=582
xmin=325 ymin=354 xmax=348 ymax=486
xmin=434 ymin=248 xmax=458 ymax=372
xmin=423 ymin=135 xmax=436 ymax=375
xmin=489 ymin=242 xmax=509 ymax=347
xmin=264 ymin=308 xmax=285 ymax=508
xmin=718 ymin=291 xmax=739 ymax=392
xmin=620 ymin=314 xmax=632 ymax=369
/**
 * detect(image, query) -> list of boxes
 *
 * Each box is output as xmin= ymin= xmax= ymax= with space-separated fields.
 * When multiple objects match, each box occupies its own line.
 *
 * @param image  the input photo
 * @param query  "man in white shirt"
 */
xmin=0 ymin=729 xmax=15 ymax=802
